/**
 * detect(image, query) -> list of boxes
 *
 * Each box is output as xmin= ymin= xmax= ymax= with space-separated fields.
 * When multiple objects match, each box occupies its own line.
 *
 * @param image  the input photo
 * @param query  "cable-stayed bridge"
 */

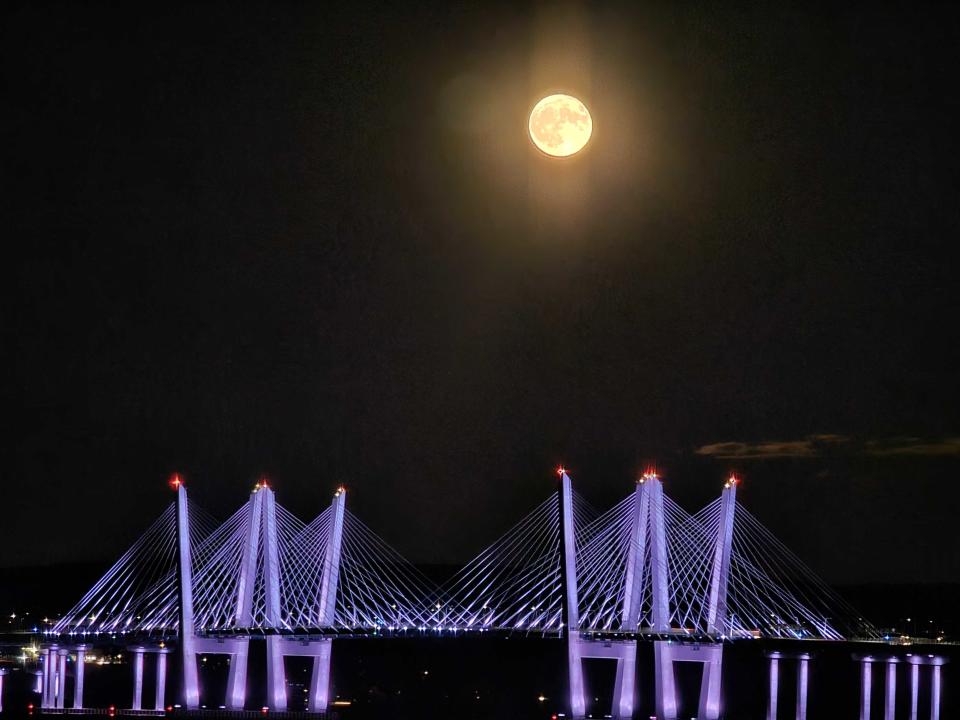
xmin=32 ymin=470 xmax=945 ymax=719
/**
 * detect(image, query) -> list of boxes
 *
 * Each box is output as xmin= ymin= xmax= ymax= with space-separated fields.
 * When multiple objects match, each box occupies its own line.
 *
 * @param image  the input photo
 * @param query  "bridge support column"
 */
xmin=307 ymin=639 xmax=333 ymax=712
xmin=610 ymin=642 xmax=637 ymax=718
xmin=796 ymin=654 xmax=809 ymax=720
xmin=56 ymin=648 xmax=67 ymax=709
xmin=655 ymin=642 xmax=723 ymax=720
xmin=767 ymin=655 xmax=779 ymax=720
xmin=909 ymin=662 xmax=918 ymax=720
xmin=266 ymin=637 xmax=287 ymax=711
xmin=902 ymin=655 xmax=947 ymax=720
xmin=930 ymin=663 xmax=941 ymax=720
xmin=860 ymin=658 xmax=873 ymax=720
xmin=131 ymin=646 xmax=145 ymax=710
xmin=45 ymin=646 xmax=59 ymax=709
xmin=175 ymin=481 xmax=200 ymax=709
xmin=40 ymin=648 xmax=52 ymax=708
xmin=697 ymin=645 xmax=723 ymax=720
xmin=34 ymin=669 xmax=42 ymax=695
xmin=155 ymin=648 xmax=169 ymax=710
xmin=570 ymin=638 xmax=638 ymax=719
xmin=0 ymin=668 xmax=7 ymax=713
xmin=74 ymin=645 xmax=87 ymax=709
xmin=884 ymin=659 xmax=897 ymax=720
xmin=768 ymin=652 xmax=811 ymax=720
xmin=273 ymin=639 xmax=337 ymax=713
xmin=225 ymin=643 xmax=250 ymax=710
xmin=654 ymin=642 xmax=677 ymax=720
xmin=566 ymin=632 xmax=585 ymax=719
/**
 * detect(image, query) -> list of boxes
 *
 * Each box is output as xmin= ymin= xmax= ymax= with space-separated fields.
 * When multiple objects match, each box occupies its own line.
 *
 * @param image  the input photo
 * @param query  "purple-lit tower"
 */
xmin=559 ymin=471 xmax=668 ymax=719
xmin=564 ymin=472 xmax=736 ymax=720
xmin=309 ymin=485 xmax=346 ymax=711
xmin=176 ymin=482 xmax=346 ymax=712
xmin=175 ymin=479 xmax=200 ymax=709
xmin=558 ymin=470 xmax=586 ymax=717
xmin=647 ymin=474 xmax=730 ymax=720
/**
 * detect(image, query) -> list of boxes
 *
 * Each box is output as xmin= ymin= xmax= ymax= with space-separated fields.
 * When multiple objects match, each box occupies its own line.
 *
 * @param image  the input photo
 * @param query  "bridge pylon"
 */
xmin=223 ymin=485 xmax=263 ymax=707
xmin=271 ymin=485 xmax=347 ymax=713
xmin=177 ymin=479 xmax=257 ymax=710
xmin=178 ymin=481 xmax=270 ymax=711
xmin=654 ymin=477 xmax=736 ymax=720
xmin=262 ymin=484 xmax=347 ymax=713
xmin=178 ymin=482 xmax=347 ymax=711
xmin=558 ymin=470 xmax=586 ymax=718
xmin=306 ymin=484 xmax=346 ymax=712
xmin=561 ymin=470 xmax=645 ymax=720
xmin=706 ymin=476 xmax=737 ymax=636
xmin=175 ymin=481 xmax=200 ymax=710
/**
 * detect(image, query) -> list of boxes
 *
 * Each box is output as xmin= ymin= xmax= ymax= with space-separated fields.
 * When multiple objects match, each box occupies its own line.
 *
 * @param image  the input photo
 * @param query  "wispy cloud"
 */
xmin=695 ymin=435 xmax=960 ymax=459
xmin=863 ymin=437 xmax=960 ymax=457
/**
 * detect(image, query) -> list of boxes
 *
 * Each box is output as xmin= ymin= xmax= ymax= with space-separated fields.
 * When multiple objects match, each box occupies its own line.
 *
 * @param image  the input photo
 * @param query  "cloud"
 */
xmin=863 ymin=437 xmax=960 ymax=457
xmin=695 ymin=435 xmax=850 ymax=459
xmin=695 ymin=435 xmax=960 ymax=459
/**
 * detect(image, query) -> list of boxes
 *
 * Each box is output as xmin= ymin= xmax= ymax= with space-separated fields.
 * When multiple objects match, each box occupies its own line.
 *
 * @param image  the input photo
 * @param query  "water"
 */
xmin=1 ymin=636 xmax=955 ymax=718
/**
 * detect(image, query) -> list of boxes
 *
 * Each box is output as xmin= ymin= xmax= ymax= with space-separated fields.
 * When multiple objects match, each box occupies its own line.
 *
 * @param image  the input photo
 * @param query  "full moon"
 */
xmin=528 ymin=94 xmax=593 ymax=157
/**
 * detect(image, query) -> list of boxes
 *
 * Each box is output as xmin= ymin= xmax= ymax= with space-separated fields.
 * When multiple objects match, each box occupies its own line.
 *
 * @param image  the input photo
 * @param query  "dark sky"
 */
xmin=3 ymin=1 xmax=959 ymax=584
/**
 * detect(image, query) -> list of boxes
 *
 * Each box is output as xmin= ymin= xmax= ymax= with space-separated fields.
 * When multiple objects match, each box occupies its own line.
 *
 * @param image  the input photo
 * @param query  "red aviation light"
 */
xmin=556 ymin=466 xmax=566 ymax=477
xmin=168 ymin=473 xmax=182 ymax=490
xmin=640 ymin=465 xmax=659 ymax=483
xmin=725 ymin=473 xmax=740 ymax=489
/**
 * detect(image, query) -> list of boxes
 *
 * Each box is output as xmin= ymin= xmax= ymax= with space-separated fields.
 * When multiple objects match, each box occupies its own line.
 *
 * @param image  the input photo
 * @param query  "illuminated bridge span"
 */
xmin=37 ymin=471 xmax=902 ymax=719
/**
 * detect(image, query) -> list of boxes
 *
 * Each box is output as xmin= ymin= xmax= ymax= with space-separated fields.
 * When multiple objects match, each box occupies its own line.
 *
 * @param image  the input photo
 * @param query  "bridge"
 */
xmin=27 ymin=470 xmax=946 ymax=719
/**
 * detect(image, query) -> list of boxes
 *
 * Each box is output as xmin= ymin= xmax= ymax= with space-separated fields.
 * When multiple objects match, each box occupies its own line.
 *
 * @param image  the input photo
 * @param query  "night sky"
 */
xmin=4 ymin=2 xmax=959 ymax=585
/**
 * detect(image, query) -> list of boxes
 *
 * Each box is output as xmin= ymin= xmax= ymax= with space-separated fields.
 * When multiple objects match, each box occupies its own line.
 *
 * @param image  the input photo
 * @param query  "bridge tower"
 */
xmin=258 ymin=484 xmax=348 ymax=713
xmin=706 ymin=476 xmax=737 ymax=636
xmin=261 ymin=485 xmax=346 ymax=712
xmin=262 ymin=486 xmax=287 ymax=711
xmin=177 ymin=478 xmax=282 ymax=711
xmin=610 ymin=476 xmax=650 ymax=717
xmin=558 ymin=470 xmax=586 ymax=718
xmin=560 ymin=470 xmax=645 ymax=719
xmin=306 ymin=486 xmax=347 ymax=712
xmin=224 ymin=485 xmax=266 ymax=709
xmin=174 ymin=479 xmax=200 ymax=710
xmin=177 ymin=481 xmax=346 ymax=711
xmin=653 ymin=476 xmax=734 ymax=720
xmin=218 ymin=481 xmax=289 ymax=711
